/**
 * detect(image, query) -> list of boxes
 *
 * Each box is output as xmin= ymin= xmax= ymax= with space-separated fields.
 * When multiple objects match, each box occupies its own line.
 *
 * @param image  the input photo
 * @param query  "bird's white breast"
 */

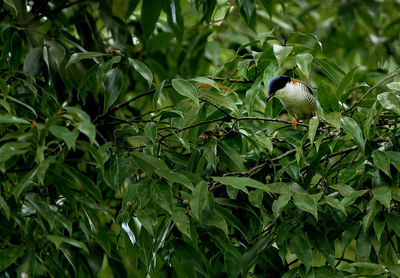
xmin=275 ymin=82 xmax=307 ymax=104
xmin=275 ymin=82 xmax=316 ymax=119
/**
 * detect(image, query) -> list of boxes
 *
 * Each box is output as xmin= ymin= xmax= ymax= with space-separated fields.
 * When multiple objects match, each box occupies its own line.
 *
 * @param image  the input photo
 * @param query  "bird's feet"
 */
xmin=291 ymin=119 xmax=298 ymax=130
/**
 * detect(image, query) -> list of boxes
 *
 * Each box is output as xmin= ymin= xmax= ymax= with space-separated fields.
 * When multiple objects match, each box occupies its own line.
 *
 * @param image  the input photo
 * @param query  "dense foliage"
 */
xmin=1 ymin=0 xmax=400 ymax=277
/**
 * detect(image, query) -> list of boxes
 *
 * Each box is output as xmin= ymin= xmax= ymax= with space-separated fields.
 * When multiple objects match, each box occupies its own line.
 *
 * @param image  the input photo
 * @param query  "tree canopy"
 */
xmin=1 ymin=0 xmax=400 ymax=277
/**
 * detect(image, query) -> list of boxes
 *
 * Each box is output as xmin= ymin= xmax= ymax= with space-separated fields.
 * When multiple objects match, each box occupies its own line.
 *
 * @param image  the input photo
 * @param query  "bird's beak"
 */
xmin=267 ymin=93 xmax=274 ymax=102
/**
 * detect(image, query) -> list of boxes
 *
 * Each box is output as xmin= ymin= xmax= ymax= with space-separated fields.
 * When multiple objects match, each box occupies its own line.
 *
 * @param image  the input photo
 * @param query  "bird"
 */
xmin=267 ymin=75 xmax=317 ymax=129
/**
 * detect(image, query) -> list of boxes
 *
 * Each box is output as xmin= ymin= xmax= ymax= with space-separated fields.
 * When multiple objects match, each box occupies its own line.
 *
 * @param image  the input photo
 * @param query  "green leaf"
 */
xmin=97 ymin=56 xmax=121 ymax=81
xmin=201 ymin=90 xmax=239 ymax=116
xmin=296 ymin=53 xmax=313 ymax=79
xmin=288 ymin=231 xmax=312 ymax=272
xmin=245 ymin=78 xmax=263 ymax=114
xmin=347 ymin=262 xmax=385 ymax=272
xmin=144 ymin=122 xmax=157 ymax=143
xmin=341 ymin=116 xmax=365 ymax=153
xmin=7 ymin=96 xmax=37 ymax=118
xmin=49 ymin=126 xmax=79 ymax=150
xmin=128 ymin=58 xmax=153 ymax=88
xmin=308 ymin=116 xmax=319 ymax=145
xmin=170 ymin=240 xmax=208 ymax=276
xmin=103 ymin=152 xmax=119 ymax=189
xmin=273 ymin=44 xmax=293 ymax=64
xmin=372 ymin=150 xmax=391 ymax=177
xmin=272 ymin=193 xmax=291 ymax=219
xmin=241 ymin=237 xmax=273 ymax=276
xmin=141 ymin=0 xmax=162 ymax=37
xmin=385 ymin=213 xmax=400 ymax=237
xmin=356 ymin=230 xmax=371 ymax=262
xmin=292 ymin=193 xmax=318 ymax=220
xmin=364 ymin=101 xmax=378 ymax=140
xmin=76 ymin=121 xmax=96 ymax=145
xmin=308 ymin=229 xmax=335 ymax=267
xmin=103 ymin=68 xmax=123 ymax=113
xmin=372 ymin=186 xmax=391 ymax=210
xmin=212 ymin=176 xmax=272 ymax=194
xmin=0 ymin=114 xmax=30 ymax=124
xmin=341 ymin=190 xmax=368 ymax=207
xmin=338 ymin=3 xmax=355 ymax=34
xmin=316 ymin=80 xmax=340 ymax=113
xmin=329 ymin=184 xmax=355 ymax=196
xmin=0 ymin=195 xmax=10 ymax=220
xmin=190 ymin=181 xmax=208 ymax=220
xmin=323 ymin=111 xmax=341 ymax=130
xmin=0 ymin=141 xmax=31 ymax=163
xmin=156 ymin=109 xmax=184 ymax=121
xmin=201 ymin=202 xmax=228 ymax=234
xmin=4 ymin=0 xmax=18 ymax=15
xmin=377 ymin=92 xmax=400 ymax=115
xmin=66 ymin=52 xmax=106 ymax=68
xmin=172 ymin=208 xmax=191 ymax=238
xmin=387 ymin=81 xmax=400 ymax=91
xmin=78 ymin=140 xmax=104 ymax=170
xmin=112 ymin=0 xmax=139 ymax=19
xmin=23 ymin=47 xmax=43 ymax=76
xmin=14 ymin=166 xmax=38 ymax=200
xmin=0 ymin=78 xmax=7 ymax=94
xmin=204 ymin=139 xmax=218 ymax=170
xmin=131 ymin=151 xmax=168 ymax=177
xmin=363 ymin=199 xmax=380 ymax=232
xmin=218 ymin=141 xmax=246 ymax=172
xmin=387 ymin=151 xmax=400 ymax=171
xmin=0 ymin=245 xmax=24 ymax=272
xmin=63 ymin=165 xmax=102 ymax=202
xmin=135 ymin=209 xmax=157 ymax=236
xmin=155 ymin=169 xmax=194 ymax=191
xmin=163 ymin=0 xmax=184 ymax=41
xmin=255 ymin=134 xmax=273 ymax=153
xmin=153 ymin=79 xmax=166 ymax=109
xmin=324 ymin=196 xmax=347 ymax=215
xmin=240 ymin=0 xmax=257 ymax=29
xmin=314 ymin=58 xmax=344 ymax=86
xmin=64 ymin=106 xmax=91 ymax=122
xmin=47 ymin=235 xmax=89 ymax=254
xmin=342 ymin=222 xmax=360 ymax=254
xmin=373 ymin=216 xmax=385 ymax=241
xmin=45 ymin=40 xmax=66 ymax=71
xmin=237 ymin=59 xmax=252 ymax=80
xmin=172 ymin=79 xmax=199 ymax=104
xmin=192 ymin=76 xmax=220 ymax=92
xmin=216 ymin=205 xmax=248 ymax=238
xmin=336 ymin=67 xmax=358 ymax=98
xmin=151 ymin=180 xmax=173 ymax=214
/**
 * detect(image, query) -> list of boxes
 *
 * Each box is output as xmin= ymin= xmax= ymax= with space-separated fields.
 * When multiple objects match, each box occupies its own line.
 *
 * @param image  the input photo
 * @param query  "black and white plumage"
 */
xmin=267 ymin=75 xmax=317 ymax=124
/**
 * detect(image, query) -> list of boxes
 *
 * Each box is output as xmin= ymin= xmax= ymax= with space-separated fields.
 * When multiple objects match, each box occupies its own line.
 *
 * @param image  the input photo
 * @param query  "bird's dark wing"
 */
xmin=300 ymin=81 xmax=315 ymax=96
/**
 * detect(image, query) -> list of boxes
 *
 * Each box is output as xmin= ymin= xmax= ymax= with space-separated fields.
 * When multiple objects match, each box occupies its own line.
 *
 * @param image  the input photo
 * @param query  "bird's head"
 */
xmin=267 ymin=75 xmax=291 ymax=102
